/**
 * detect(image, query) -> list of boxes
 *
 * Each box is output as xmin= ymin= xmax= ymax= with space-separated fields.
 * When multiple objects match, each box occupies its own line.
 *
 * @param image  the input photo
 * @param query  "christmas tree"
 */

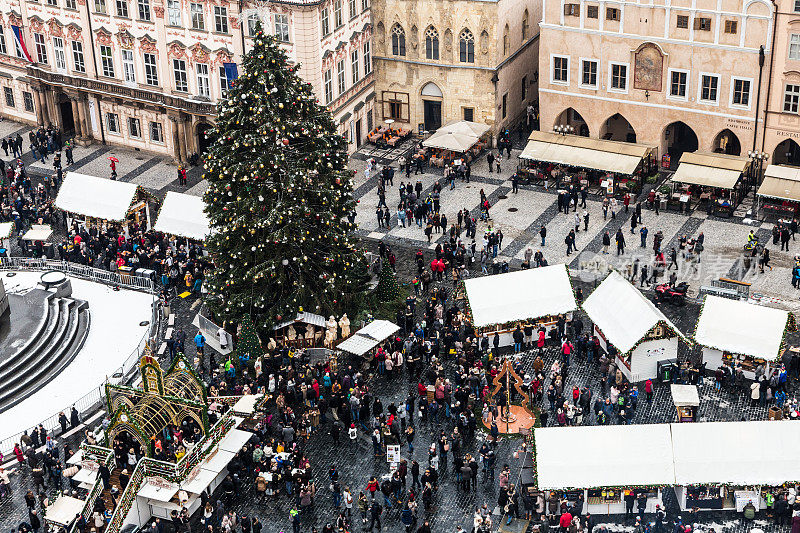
xmin=203 ymin=25 xmax=369 ymax=334
xmin=233 ymin=315 xmax=264 ymax=369
xmin=375 ymin=262 xmax=401 ymax=302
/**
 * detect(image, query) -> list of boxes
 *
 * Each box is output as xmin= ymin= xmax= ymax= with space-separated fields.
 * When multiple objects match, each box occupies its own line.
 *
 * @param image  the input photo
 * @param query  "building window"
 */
xmin=247 ymin=14 xmax=259 ymax=36
xmin=790 ymin=34 xmax=800 ymax=60
xmin=795 ymin=0 xmax=800 ymax=12
xmin=334 ymin=0 xmax=343 ymax=28
xmin=463 ymin=107 xmax=474 ymax=122
xmin=724 ymin=20 xmax=737 ymax=34
xmin=53 ymin=37 xmax=66 ymax=71
xmin=274 ymin=14 xmax=289 ymax=42
xmin=676 ymin=15 xmax=689 ymax=28
xmin=587 ymin=5 xmax=598 ymax=18
xmin=503 ymin=25 xmax=509 ymax=56
xmin=362 ymin=0 xmax=368 ymax=12
xmin=669 ymin=70 xmax=687 ymax=98
xmin=606 ymin=7 xmax=619 ymax=21
xmin=116 ymin=0 xmax=128 ymax=17
xmin=502 ymin=93 xmax=507 ymax=119
xmin=150 ymin=121 xmax=163 ymax=143
xmin=122 ymin=49 xmax=136 ymax=83
xmin=196 ymin=63 xmax=210 ymax=97
xmin=94 ymin=0 xmax=106 ymax=14
xmin=391 ymin=24 xmax=406 ymax=56
xmin=128 ymin=117 xmax=142 ymax=138
xmin=0 ymin=32 xmax=7 ymax=55
xmin=363 ymin=41 xmax=371 ymax=74
xmin=219 ymin=66 xmax=229 ymax=94
xmin=71 ymin=41 xmax=85 ymax=73
xmin=610 ymin=63 xmax=627 ymax=91
xmin=336 ymin=59 xmax=345 ymax=95
xmin=700 ymin=74 xmax=719 ymax=103
xmin=349 ymin=0 xmax=356 ymax=19
xmin=46 ymin=0 xmax=58 ymax=6
xmin=138 ymin=0 xmax=151 ymax=21
xmin=522 ymin=10 xmax=529 ymax=38
xmin=732 ymin=78 xmax=750 ymax=107
xmin=107 ymin=113 xmax=120 ymax=134
xmin=521 ymin=75 xmax=527 ymax=100
xmin=23 ymin=91 xmax=34 ymax=112
xmin=191 ymin=3 xmax=205 ymax=30
xmin=214 ymin=6 xmax=229 ymax=33
xmin=167 ymin=0 xmax=181 ymax=26
xmin=459 ymin=29 xmax=474 ymax=63
xmin=581 ymin=59 xmax=597 ymax=87
xmin=552 ymin=55 xmax=568 ymax=84
xmin=785 ymin=84 xmax=800 ymax=113
xmin=563 ymin=3 xmax=579 ymax=16
xmin=694 ymin=17 xmax=711 ymax=31
xmin=425 ymin=26 xmax=439 ymax=60
xmin=351 ymin=49 xmax=359 ymax=83
xmin=3 ymin=87 xmax=14 ymax=108
xmin=324 ymin=68 xmax=332 ymax=104
xmin=143 ymin=53 xmax=158 ymax=85
xmin=321 ymin=8 xmax=330 ymax=36
xmin=65 ymin=0 xmax=76 ymax=8
xmin=173 ymin=58 xmax=188 ymax=91
xmin=34 ymin=33 xmax=48 ymax=64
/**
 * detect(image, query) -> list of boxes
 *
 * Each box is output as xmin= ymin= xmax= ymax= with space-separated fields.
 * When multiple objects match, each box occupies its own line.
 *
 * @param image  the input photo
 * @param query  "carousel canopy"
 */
xmin=337 ymin=320 xmax=400 ymax=356
xmin=519 ymin=131 xmax=655 ymax=175
xmin=582 ymin=271 xmax=688 ymax=354
xmin=462 ymin=264 xmax=577 ymax=328
xmin=670 ymin=152 xmax=749 ymax=189
xmin=694 ymin=295 xmax=788 ymax=360
xmin=422 ymin=120 xmax=490 ymax=152
xmin=0 ymin=222 xmax=13 ymax=240
xmin=55 ymin=172 xmax=139 ymax=221
xmin=153 ymin=191 xmax=211 ymax=241
xmin=757 ymin=164 xmax=800 ymax=202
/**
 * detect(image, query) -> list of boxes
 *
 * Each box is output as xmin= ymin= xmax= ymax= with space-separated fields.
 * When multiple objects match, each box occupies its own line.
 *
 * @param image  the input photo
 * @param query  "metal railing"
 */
xmin=0 ymin=257 xmax=157 ymax=293
xmin=63 ymin=445 xmax=115 ymax=533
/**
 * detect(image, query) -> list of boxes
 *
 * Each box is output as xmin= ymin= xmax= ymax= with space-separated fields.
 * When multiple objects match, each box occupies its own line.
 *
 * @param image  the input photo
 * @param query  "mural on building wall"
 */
xmin=633 ymin=42 xmax=663 ymax=92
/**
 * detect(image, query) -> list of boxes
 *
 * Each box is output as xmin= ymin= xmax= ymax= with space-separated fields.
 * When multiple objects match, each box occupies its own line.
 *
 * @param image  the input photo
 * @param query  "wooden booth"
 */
xmin=756 ymin=164 xmax=800 ymax=221
xmin=671 ymin=384 xmax=699 ymax=422
xmin=462 ymin=264 xmax=577 ymax=347
xmin=694 ymin=295 xmax=790 ymax=380
xmin=669 ymin=152 xmax=752 ymax=217
xmin=273 ymin=312 xmax=327 ymax=348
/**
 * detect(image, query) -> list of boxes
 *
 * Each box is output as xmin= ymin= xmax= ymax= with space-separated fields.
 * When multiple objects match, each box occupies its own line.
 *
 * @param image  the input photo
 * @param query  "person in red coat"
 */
xmin=559 ymin=511 xmax=573 ymax=532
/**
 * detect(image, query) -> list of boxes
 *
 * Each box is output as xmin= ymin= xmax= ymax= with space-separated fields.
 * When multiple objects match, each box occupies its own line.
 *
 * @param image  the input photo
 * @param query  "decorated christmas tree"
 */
xmin=203 ymin=25 xmax=369 ymax=334
xmin=232 ymin=315 xmax=264 ymax=369
xmin=375 ymin=262 xmax=401 ymax=302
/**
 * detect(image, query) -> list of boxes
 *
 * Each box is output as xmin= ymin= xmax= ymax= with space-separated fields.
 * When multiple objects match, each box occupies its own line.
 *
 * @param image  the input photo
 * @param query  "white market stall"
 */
xmin=337 ymin=319 xmax=400 ymax=357
xmin=44 ymin=495 xmax=86 ymax=527
xmin=462 ymin=264 xmax=577 ymax=346
xmin=582 ymin=272 xmax=689 ymax=382
xmin=534 ymin=424 xmax=674 ymax=514
xmin=153 ymin=191 xmax=210 ymax=241
xmin=0 ymin=221 xmax=13 ymax=253
xmin=694 ymin=295 xmax=790 ymax=380
xmin=671 ymin=384 xmax=700 ymax=422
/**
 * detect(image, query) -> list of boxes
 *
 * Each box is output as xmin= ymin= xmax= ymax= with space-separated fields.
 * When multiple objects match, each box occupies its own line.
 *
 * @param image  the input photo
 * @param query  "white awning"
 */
xmin=200 ymin=448 xmax=236 ymax=474
xmin=232 ymin=394 xmax=262 ymax=415
xmin=337 ymin=320 xmax=400 ymax=356
xmin=153 ymin=191 xmax=210 ymax=241
xmin=139 ymin=480 xmax=180 ymax=502
xmin=0 ymin=222 xmax=13 ymax=240
xmin=180 ymin=467 xmax=218 ymax=494
xmin=55 ymin=172 xmax=139 ymax=221
xmin=274 ymin=311 xmax=326 ymax=330
xmin=45 ymin=495 xmax=85 ymax=526
xmin=22 ymin=224 xmax=53 ymax=241
xmin=670 ymin=384 xmax=700 ymax=407
xmin=670 ymin=152 xmax=749 ymax=189
xmin=218 ymin=428 xmax=253 ymax=453
xmin=463 ymin=264 xmax=577 ymax=328
xmin=757 ymin=164 xmax=800 ymax=202
xmin=694 ymin=295 xmax=788 ymax=360
xmin=422 ymin=120 xmax=490 ymax=152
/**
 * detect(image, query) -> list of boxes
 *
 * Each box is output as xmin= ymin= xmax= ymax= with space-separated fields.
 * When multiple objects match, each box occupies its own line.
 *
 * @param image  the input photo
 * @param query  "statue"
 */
xmin=325 ymin=315 xmax=338 ymax=347
xmin=339 ymin=314 xmax=351 ymax=338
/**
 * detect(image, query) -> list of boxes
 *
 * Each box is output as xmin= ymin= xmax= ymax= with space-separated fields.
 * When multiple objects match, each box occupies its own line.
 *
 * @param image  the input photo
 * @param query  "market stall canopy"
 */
xmin=535 ymin=424 xmax=675 ymax=489
xmin=422 ymin=120 xmax=490 ymax=152
xmin=232 ymin=394 xmax=262 ymax=415
xmin=582 ymin=271 xmax=688 ymax=354
xmin=44 ymin=495 xmax=85 ymax=526
xmin=0 ymin=222 xmax=13 ymax=240
xmin=337 ymin=319 xmax=400 ymax=356
xmin=274 ymin=311 xmax=326 ymax=330
xmin=670 ymin=152 xmax=749 ymax=189
xmin=756 ymin=164 xmax=800 ymax=202
xmin=671 ymin=420 xmax=800 ymax=486
xmin=694 ymin=295 xmax=789 ymax=360
xmin=138 ymin=480 xmax=180 ymax=501
xmin=154 ymin=191 xmax=211 ymax=241
xmin=519 ymin=131 xmax=655 ymax=175
xmin=22 ymin=224 xmax=53 ymax=241
xmin=55 ymin=172 xmax=139 ymax=221
xmin=670 ymin=384 xmax=700 ymax=407
xmin=463 ymin=264 xmax=577 ymax=328
xmin=218 ymin=428 xmax=253 ymax=453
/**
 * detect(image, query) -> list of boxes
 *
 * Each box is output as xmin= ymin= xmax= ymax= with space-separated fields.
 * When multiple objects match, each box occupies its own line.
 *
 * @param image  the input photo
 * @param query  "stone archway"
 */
xmin=420 ymin=82 xmax=442 ymax=131
xmin=773 ymin=139 xmax=800 ymax=166
xmin=196 ymin=122 xmax=214 ymax=154
xmin=712 ymin=129 xmax=741 ymax=155
xmin=599 ymin=113 xmax=636 ymax=143
xmin=554 ymin=107 xmax=589 ymax=137
xmin=663 ymin=121 xmax=699 ymax=168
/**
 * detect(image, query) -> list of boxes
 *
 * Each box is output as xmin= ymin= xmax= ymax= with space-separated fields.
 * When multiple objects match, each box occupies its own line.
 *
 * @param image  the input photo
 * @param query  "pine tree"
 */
xmin=375 ymin=262 xmax=401 ymax=303
xmin=203 ymin=26 xmax=368 ymax=334
xmin=233 ymin=315 xmax=264 ymax=369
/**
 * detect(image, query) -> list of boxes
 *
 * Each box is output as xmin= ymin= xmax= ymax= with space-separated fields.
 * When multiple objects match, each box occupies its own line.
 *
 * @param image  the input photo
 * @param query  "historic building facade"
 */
xmin=538 ymin=0 xmax=774 ymax=163
xmin=371 ymin=0 xmax=540 ymax=139
xmin=0 ymin=0 xmax=373 ymax=161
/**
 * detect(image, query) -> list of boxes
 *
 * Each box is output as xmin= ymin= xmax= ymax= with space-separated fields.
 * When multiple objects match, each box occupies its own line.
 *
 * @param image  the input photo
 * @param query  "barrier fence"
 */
xmin=0 ymin=257 xmax=157 ymax=293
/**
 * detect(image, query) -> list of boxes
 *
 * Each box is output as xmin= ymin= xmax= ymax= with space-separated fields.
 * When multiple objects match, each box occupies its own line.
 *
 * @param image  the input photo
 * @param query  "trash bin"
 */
xmin=657 ymin=359 xmax=678 ymax=383
xmin=769 ymin=406 xmax=783 ymax=420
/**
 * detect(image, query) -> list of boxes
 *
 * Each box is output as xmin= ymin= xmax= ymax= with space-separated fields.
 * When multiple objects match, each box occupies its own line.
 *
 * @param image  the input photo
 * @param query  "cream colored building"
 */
xmin=371 ymin=0 xmax=540 ymax=140
xmin=0 ymin=0 xmax=373 ymax=162
xmin=538 ymin=0 xmax=773 ymax=164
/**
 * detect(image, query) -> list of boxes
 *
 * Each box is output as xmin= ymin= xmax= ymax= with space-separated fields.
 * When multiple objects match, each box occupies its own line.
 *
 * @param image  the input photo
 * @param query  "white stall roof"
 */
xmin=22 ymin=224 xmax=53 ymax=241
xmin=535 ymin=424 xmax=675 ymax=489
xmin=139 ymin=480 xmax=180 ymax=501
xmin=0 ymin=222 xmax=13 ymax=239
xmin=463 ymin=264 xmax=577 ymax=328
xmin=45 ymin=495 xmax=85 ymax=526
xmin=232 ymin=394 xmax=262 ymax=415
xmin=337 ymin=320 xmax=400 ymax=356
xmin=154 ymin=191 xmax=210 ymax=241
xmin=200 ymin=448 xmax=236 ymax=474
xmin=670 ymin=384 xmax=700 ymax=407
xmin=695 ymin=295 xmax=788 ymax=360
xmin=181 ymin=467 xmax=218 ymax=494
xmin=582 ymin=271 xmax=688 ymax=354
xmin=71 ymin=467 xmax=98 ymax=485
xmin=218 ymin=428 xmax=253 ymax=453
xmin=55 ymin=172 xmax=139 ymax=221
xmin=671 ymin=421 xmax=800 ymax=486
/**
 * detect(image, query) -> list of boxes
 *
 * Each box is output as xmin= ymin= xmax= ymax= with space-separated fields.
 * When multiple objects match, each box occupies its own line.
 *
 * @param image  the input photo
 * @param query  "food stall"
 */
xmin=462 ymin=264 xmax=577 ymax=347
xmin=153 ymin=191 xmax=211 ymax=242
xmin=669 ymin=153 xmax=751 ymax=217
xmin=337 ymin=319 xmax=399 ymax=365
xmin=670 ymin=384 xmax=699 ymax=422
xmin=693 ymin=295 xmax=789 ymax=380
xmin=755 ymin=164 xmax=800 ymax=221
xmin=273 ymin=311 xmax=326 ymax=348
xmin=534 ymin=424 xmax=674 ymax=514
xmin=517 ymin=131 xmax=656 ymax=194
xmin=582 ymin=272 xmax=689 ymax=382
xmin=421 ymin=120 xmax=490 ymax=167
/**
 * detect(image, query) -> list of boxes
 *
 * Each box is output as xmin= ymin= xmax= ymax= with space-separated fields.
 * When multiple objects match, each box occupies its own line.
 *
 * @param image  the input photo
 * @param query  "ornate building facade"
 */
xmin=0 ymin=0 xmax=373 ymax=161
xmin=371 ymin=0 xmax=540 ymax=139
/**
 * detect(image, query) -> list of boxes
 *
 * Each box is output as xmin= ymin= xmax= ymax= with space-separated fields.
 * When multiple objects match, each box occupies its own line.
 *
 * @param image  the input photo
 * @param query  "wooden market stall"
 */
xmin=421 ymin=120 xmax=490 ymax=167
xmin=669 ymin=152 xmax=752 ymax=217
xmin=755 ymin=164 xmax=800 ymax=221
xmin=670 ymin=384 xmax=700 ymax=422
xmin=153 ymin=191 xmax=211 ymax=242
xmin=517 ymin=131 xmax=657 ymax=194
xmin=582 ymin=272 xmax=690 ymax=382
xmin=273 ymin=311 xmax=327 ymax=348
xmin=693 ymin=295 xmax=790 ymax=381
xmin=462 ymin=264 xmax=577 ymax=347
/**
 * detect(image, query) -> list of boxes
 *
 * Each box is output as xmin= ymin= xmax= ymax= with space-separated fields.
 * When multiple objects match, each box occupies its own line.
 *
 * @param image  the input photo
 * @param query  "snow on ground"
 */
xmin=0 ymin=271 xmax=154 ymax=442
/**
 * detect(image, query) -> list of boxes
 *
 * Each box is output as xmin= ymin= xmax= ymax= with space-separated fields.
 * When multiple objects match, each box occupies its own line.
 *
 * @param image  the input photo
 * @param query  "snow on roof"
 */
xmin=671 ymin=421 xmax=800 ymax=486
xmin=55 ymin=172 xmax=139 ymax=221
xmin=153 ymin=191 xmax=210 ymax=241
xmin=274 ymin=311 xmax=326 ymax=330
xmin=582 ymin=271 xmax=688 ymax=354
xmin=695 ymin=295 xmax=788 ymax=360
xmin=670 ymin=384 xmax=700 ymax=407
xmin=337 ymin=320 xmax=400 ymax=356
xmin=534 ymin=424 xmax=675 ymax=489
xmin=463 ymin=265 xmax=577 ymax=328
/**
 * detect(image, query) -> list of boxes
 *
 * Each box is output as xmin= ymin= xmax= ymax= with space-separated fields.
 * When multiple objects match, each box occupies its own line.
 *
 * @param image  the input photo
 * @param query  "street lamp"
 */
xmin=553 ymin=124 xmax=574 ymax=136
xmin=747 ymin=150 xmax=768 ymax=187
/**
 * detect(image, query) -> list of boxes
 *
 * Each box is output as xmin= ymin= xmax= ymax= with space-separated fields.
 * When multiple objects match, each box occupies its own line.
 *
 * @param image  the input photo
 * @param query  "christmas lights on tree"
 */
xmin=375 ymin=262 xmax=401 ymax=303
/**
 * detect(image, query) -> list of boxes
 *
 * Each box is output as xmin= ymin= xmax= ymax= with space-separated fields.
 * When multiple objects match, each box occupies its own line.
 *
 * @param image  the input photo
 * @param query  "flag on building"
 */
xmin=11 ymin=26 xmax=33 ymax=62
xmin=223 ymin=63 xmax=239 ymax=86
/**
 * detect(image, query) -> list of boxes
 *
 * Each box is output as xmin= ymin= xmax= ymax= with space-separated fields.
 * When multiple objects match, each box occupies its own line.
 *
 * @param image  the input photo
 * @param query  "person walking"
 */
xmin=540 ymin=225 xmax=546 ymax=246
xmin=616 ymin=229 xmax=626 ymax=255
xmin=487 ymin=152 xmax=495 ymax=173
xmin=602 ymin=231 xmax=611 ymax=254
